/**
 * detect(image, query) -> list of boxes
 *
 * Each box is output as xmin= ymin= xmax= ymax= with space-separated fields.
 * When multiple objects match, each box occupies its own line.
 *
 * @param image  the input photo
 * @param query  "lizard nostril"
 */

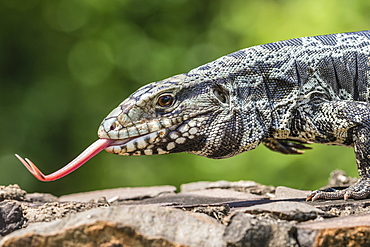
xmin=110 ymin=121 xmax=119 ymax=131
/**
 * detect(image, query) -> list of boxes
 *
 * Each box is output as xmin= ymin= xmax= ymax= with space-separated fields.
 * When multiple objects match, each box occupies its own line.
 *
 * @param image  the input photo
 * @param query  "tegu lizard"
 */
xmin=16 ymin=31 xmax=370 ymax=201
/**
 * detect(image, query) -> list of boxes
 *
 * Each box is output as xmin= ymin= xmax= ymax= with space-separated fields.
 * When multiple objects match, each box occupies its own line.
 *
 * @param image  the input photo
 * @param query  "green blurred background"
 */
xmin=1 ymin=0 xmax=368 ymax=196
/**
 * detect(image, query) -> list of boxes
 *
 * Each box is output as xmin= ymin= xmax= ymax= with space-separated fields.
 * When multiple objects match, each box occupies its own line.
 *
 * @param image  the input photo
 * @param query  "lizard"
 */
xmin=16 ymin=30 xmax=370 ymax=202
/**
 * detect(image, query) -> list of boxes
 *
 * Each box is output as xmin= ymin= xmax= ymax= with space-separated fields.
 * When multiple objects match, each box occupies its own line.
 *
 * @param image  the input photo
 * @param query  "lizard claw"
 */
xmin=263 ymin=138 xmax=312 ymax=155
xmin=306 ymin=187 xmax=339 ymax=202
xmin=306 ymin=178 xmax=370 ymax=201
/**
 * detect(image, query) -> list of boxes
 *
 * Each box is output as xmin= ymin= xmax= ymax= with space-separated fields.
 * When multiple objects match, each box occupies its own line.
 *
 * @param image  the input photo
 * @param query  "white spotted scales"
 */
xmin=16 ymin=31 xmax=370 ymax=201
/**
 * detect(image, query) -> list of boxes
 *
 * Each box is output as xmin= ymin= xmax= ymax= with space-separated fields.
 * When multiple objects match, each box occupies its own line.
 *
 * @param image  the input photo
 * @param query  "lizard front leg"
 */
xmin=307 ymin=102 xmax=370 ymax=201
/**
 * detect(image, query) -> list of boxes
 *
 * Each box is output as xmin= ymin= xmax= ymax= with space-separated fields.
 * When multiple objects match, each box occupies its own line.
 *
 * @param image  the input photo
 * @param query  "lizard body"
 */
xmin=18 ymin=31 xmax=370 ymax=201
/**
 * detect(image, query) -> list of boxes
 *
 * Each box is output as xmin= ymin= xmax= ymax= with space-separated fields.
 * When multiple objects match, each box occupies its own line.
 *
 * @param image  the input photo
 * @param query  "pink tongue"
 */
xmin=16 ymin=139 xmax=115 ymax=181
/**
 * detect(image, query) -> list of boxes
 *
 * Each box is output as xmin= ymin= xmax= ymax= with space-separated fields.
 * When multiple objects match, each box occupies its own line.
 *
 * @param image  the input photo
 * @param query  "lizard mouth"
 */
xmin=105 ymin=138 xmax=135 ymax=148
xmin=104 ymin=129 xmax=170 ymax=155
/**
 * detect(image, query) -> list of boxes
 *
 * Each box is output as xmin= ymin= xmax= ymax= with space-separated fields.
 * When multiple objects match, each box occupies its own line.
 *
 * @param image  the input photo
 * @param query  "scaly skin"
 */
xmin=18 ymin=31 xmax=370 ymax=201
xmin=98 ymin=31 xmax=370 ymax=201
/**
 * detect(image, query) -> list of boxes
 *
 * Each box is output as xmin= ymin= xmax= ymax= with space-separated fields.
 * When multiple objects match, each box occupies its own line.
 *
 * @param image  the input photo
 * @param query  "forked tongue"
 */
xmin=15 ymin=139 xmax=115 ymax=181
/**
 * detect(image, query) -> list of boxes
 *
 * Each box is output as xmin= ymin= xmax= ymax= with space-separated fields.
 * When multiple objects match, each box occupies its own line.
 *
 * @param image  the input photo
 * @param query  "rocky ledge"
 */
xmin=1 ymin=170 xmax=370 ymax=247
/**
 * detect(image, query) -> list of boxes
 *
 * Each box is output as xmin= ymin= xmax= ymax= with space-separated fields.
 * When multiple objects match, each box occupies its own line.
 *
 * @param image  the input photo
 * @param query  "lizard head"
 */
xmin=98 ymin=71 xmax=266 ymax=159
xmin=16 ymin=54 xmax=269 ymax=181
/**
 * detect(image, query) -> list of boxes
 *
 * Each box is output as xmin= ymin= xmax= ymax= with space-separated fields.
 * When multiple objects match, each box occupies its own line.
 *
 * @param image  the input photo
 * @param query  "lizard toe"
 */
xmin=307 ymin=178 xmax=370 ymax=201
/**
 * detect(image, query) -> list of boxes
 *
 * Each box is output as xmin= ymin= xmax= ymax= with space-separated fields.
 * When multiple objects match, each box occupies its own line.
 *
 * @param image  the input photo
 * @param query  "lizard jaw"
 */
xmin=104 ymin=129 xmax=170 ymax=156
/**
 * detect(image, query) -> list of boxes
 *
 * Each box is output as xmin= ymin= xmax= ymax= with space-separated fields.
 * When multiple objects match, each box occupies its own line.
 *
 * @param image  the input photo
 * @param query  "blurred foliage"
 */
xmin=0 ymin=0 xmax=369 ymax=196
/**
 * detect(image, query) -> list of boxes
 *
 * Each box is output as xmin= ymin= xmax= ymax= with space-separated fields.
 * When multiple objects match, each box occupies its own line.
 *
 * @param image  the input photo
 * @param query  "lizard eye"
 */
xmin=213 ymin=88 xmax=228 ymax=103
xmin=157 ymin=94 xmax=174 ymax=107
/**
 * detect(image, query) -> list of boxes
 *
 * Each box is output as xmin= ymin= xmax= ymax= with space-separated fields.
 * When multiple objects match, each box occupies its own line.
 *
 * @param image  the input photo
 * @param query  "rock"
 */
xmin=181 ymin=180 xmax=259 ymax=192
xmin=21 ymin=201 xmax=109 ymax=224
xmin=181 ymin=180 xmax=275 ymax=196
xmin=182 ymin=188 xmax=269 ymax=200
xmin=2 ymin=175 xmax=370 ymax=246
xmin=59 ymin=185 xmax=176 ymax=202
xmin=326 ymin=169 xmax=358 ymax=188
xmin=233 ymin=201 xmax=333 ymax=221
xmin=25 ymin=193 xmax=59 ymax=204
xmin=224 ymin=212 xmax=297 ymax=247
xmin=308 ymin=197 xmax=370 ymax=217
xmin=274 ymin=186 xmax=311 ymax=200
xmin=182 ymin=205 xmax=230 ymax=223
xmin=296 ymin=214 xmax=370 ymax=247
xmin=0 ymin=205 xmax=226 ymax=247
xmin=0 ymin=185 xmax=26 ymax=202
xmin=0 ymin=201 xmax=24 ymax=236
xmin=122 ymin=193 xmax=247 ymax=207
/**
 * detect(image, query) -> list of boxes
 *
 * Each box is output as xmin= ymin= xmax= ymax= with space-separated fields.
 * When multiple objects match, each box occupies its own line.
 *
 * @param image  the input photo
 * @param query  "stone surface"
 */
xmin=21 ymin=201 xmax=109 ymax=224
xmin=0 ymin=205 xmax=226 ymax=247
xmin=181 ymin=180 xmax=259 ymax=191
xmin=224 ymin=212 xmax=297 ymax=247
xmin=234 ymin=201 xmax=333 ymax=221
xmin=274 ymin=186 xmax=311 ymax=200
xmin=0 ymin=185 xmax=26 ymax=201
xmin=0 ymin=201 xmax=24 ymax=236
xmin=308 ymin=197 xmax=370 ymax=217
xmin=59 ymin=185 xmax=176 ymax=202
xmin=25 ymin=193 xmax=59 ymax=204
xmin=1 ymin=173 xmax=370 ymax=246
xmin=181 ymin=180 xmax=275 ymax=195
xmin=120 ymin=193 xmax=245 ymax=206
xmin=182 ymin=188 xmax=269 ymax=200
xmin=326 ymin=169 xmax=358 ymax=188
xmin=296 ymin=214 xmax=370 ymax=247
